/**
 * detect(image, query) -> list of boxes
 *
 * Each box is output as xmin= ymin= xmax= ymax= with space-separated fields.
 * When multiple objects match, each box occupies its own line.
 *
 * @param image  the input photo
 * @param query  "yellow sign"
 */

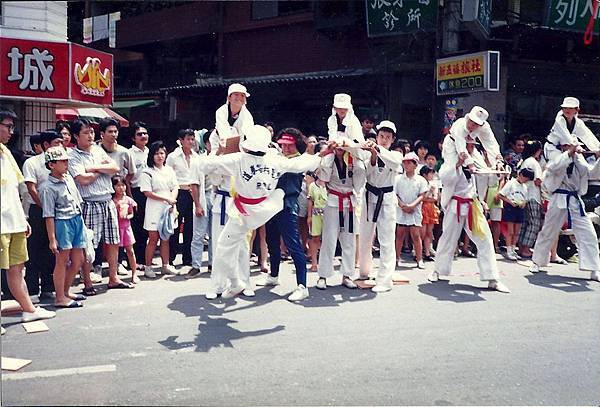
xmin=436 ymin=51 xmax=499 ymax=95
xmin=74 ymin=57 xmax=111 ymax=97
xmin=437 ymin=55 xmax=485 ymax=80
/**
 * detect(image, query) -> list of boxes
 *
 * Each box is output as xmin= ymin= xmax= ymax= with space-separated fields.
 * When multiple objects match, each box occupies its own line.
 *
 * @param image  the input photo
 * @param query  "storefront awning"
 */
xmin=56 ymin=106 xmax=129 ymax=127
xmin=112 ymin=99 xmax=156 ymax=109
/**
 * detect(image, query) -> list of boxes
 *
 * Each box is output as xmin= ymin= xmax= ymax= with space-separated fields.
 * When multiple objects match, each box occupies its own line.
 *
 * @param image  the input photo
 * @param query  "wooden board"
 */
xmin=1 ymin=300 xmax=23 ymax=315
xmin=220 ymin=135 xmax=241 ymax=155
xmin=392 ymin=273 xmax=410 ymax=284
xmin=22 ymin=321 xmax=49 ymax=333
xmin=1 ymin=357 xmax=32 ymax=371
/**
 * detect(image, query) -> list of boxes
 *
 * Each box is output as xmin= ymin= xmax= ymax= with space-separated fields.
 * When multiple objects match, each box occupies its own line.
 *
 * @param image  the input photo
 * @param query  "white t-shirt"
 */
xmin=22 ymin=153 xmax=50 ymax=208
xmin=520 ymin=156 xmax=542 ymax=203
xmin=394 ymin=173 xmax=428 ymax=226
xmin=128 ymin=145 xmax=149 ymax=188
xmin=500 ymin=178 xmax=528 ymax=206
xmin=1 ymin=147 xmax=28 ymax=234
xmin=138 ymin=165 xmax=178 ymax=194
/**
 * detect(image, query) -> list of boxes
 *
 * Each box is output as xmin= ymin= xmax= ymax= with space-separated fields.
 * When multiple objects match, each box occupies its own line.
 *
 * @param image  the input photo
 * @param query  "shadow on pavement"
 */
xmin=525 ymin=273 xmax=593 ymax=293
xmin=417 ymin=281 xmax=486 ymax=303
xmin=300 ymin=285 xmax=377 ymax=308
xmin=159 ymin=293 xmax=285 ymax=352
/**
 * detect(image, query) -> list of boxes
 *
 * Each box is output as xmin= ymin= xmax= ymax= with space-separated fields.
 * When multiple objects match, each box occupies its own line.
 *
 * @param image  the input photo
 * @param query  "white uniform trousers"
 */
xmin=532 ymin=205 xmax=600 ymax=271
xmin=358 ymin=202 xmax=396 ymax=288
xmin=211 ymin=216 xmax=253 ymax=290
xmin=434 ymin=207 xmax=499 ymax=281
xmin=318 ymin=205 xmax=358 ymax=279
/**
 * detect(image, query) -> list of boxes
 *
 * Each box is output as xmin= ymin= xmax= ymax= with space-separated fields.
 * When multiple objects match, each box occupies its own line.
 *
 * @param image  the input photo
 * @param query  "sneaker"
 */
xmin=416 ymin=260 xmax=425 ymax=269
xmin=288 ymin=285 xmax=309 ymax=301
xmin=316 ymin=278 xmax=327 ymax=290
xmin=242 ymin=288 xmax=255 ymax=297
xmin=255 ymin=275 xmax=279 ymax=286
xmin=185 ymin=268 xmax=201 ymax=279
xmin=222 ymin=283 xmax=244 ymax=299
xmin=22 ymin=306 xmax=56 ymax=323
xmin=205 ymin=291 xmax=218 ymax=300
xmin=144 ymin=266 xmax=156 ymax=278
xmin=371 ymin=284 xmax=392 ymax=293
xmin=506 ymin=250 xmax=518 ymax=261
xmin=488 ymin=280 xmax=511 ymax=293
xmin=161 ymin=264 xmax=178 ymax=275
xmin=29 ymin=295 xmax=40 ymax=304
xmin=90 ymin=272 xmax=103 ymax=283
xmin=429 ymin=247 xmax=436 ymax=256
xmin=117 ymin=264 xmax=128 ymax=276
xmin=1 ymin=326 xmax=5 ymax=335
xmin=591 ymin=270 xmax=599 ymax=282
xmin=529 ymin=263 xmax=540 ymax=273
xmin=342 ymin=277 xmax=357 ymax=289
xmin=427 ymin=271 xmax=440 ymax=282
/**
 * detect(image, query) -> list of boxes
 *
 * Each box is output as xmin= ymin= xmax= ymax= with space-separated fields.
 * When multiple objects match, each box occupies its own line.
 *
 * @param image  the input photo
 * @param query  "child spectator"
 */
xmin=40 ymin=147 xmax=86 ymax=308
xmin=395 ymin=152 xmax=428 ymax=269
xmin=112 ymin=176 xmax=139 ymax=283
xmin=139 ymin=141 xmax=179 ymax=278
xmin=517 ymin=141 xmax=543 ymax=258
xmin=484 ymin=168 xmax=506 ymax=254
xmin=419 ymin=166 xmax=440 ymax=262
xmin=307 ymin=174 xmax=327 ymax=272
xmin=499 ymin=168 xmax=533 ymax=260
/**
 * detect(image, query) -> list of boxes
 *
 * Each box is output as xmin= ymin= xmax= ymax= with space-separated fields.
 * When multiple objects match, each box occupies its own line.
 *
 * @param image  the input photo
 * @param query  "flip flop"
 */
xmin=55 ymin=300 xmax=83 ymax=308
xmin=69 ymin=294 xmax=87 ymax=301
xmin=82 ymin=286 xmax=96 ymax=296
xmin=107 ymin=282 xmax=134 ymax=289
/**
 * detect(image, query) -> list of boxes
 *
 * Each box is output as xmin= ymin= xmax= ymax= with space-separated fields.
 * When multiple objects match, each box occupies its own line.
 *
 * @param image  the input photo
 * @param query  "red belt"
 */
xmin=452 ymin=195 xmax=473 ymax=230
xmin=233 ymin=194 xmax=267 ymax=216
xmin=327 ymin=188 xmax=354 ymax=233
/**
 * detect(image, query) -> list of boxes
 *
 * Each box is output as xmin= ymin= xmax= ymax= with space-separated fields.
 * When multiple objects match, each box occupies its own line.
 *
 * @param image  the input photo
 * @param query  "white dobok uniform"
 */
xmin=434 ymin=162 xmax=500 ymax=281
xmin=358 ymin=146 xmax=403 ymax=288
xmin=533 ymin=150 xmax=600 ymax=272
xmin=212 ymin=103 xmax=255 ymax=150
xmin=197 ymin=151 xmax=321 ymax=288
xmin=442 ymin=118 xmax=502 ymax=168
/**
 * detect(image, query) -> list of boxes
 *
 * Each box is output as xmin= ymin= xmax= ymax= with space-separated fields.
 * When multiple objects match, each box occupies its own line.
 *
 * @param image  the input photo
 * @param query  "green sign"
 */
xmin=366 ymin=0 xmax=437 ymax=37
xmin=544 ymin=0 xmax=600 ymax=33
xmin=477 ymin=0 xmax=492 ymax=34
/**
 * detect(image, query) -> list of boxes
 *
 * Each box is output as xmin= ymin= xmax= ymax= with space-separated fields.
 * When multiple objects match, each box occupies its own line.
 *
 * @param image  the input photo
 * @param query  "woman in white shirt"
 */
xmin=139 ymin=141 xmax=179 ymax=278
xmin=517 ymin=140 xmax=544 ymax=258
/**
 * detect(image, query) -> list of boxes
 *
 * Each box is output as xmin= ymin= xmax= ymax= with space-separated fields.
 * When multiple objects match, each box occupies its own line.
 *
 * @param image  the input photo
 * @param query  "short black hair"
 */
xmin=40 ymin=130 xmax=62 ymax=147
xmin=414 ymin=140 xmax=430 ymax=151
xmin=203 ymin=129 xmax=213 ymax=145
xmin=29 ymin=133 xmax=42 ymax=150
xmin=522 ymin=140 xmax=542 ymax=160
xmin=419 ymin=165 xmax=435 ymax=177
xmin=178 ymin=128 xmax=194 ymax=140
xmin=131 ymin=121 xmax=148 ymax=138
xmin=56 ymin=121 xmax=70 ymax=134
xmin=0 ymin=108 xmax=18 ymax=122
xmin=276 ymin=127 xmax=307 ymax=154
xmin=519 ymin=167 xmax=535 ymax=181
xmin=147 ymin=141 xmax=166 ymax=168
xmin=99 ymin=118 xmax=119 ymax=133
xmin=71 ymin=119 xmax=92 ymax=137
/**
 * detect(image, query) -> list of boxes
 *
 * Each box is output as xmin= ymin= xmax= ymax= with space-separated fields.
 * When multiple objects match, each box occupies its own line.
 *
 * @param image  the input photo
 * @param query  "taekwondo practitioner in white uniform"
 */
xmin=429 ymin=107 xmax=511 ymax=293
xmin=529 ymin=102 xmax=600 ymax=280
xmin=197 ymin=125 xmax=332 ymax=299
xmin=211 ymin=83 xmax=255 ymax=152
xmin=316 ymin=93 xmax=368 ymax=290
xmin=357 ymin=120 xmax=404 ymax=292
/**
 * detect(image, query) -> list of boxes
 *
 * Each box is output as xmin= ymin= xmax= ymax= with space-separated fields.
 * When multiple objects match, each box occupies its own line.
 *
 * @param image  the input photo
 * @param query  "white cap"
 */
xmin=228 ymin=83 xmax=250 ymax=97
xmin=333 ymin=93 xmax=352 ymax=109
xmin=376 ymin=120 xmax=397 ymax=134
xmin=560 ymin=96 xmax=579 ymax=109
xmin=240 ymin=125 xmax=271 ymax=153
xmin=466 ymin=106 xmax=489 ymax=126
xmin=402 ymin=151 xmax=419 ymax=163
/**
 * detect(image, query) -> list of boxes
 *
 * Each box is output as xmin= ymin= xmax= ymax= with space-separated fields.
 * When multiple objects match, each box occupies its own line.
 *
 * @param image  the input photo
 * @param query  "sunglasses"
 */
xmin=136 ymin=132 xmax=148 ymax=136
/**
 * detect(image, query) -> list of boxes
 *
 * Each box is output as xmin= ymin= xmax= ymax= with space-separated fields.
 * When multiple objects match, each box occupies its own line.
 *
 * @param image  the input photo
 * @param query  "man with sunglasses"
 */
xmin=128 ymin=122 xmax=150 ymax=271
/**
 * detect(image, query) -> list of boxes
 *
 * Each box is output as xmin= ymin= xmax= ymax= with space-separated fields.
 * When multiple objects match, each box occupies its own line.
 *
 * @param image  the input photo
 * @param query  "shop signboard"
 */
xmin=70 ymin=43 xmax=113 ymax=105
xmin=544 ymin=0 xmax=600 ymax=34
xmin=436 ymin=50 xmax=500 ymax=95
xmin=366 ymin=0 xmax=437 ymax=37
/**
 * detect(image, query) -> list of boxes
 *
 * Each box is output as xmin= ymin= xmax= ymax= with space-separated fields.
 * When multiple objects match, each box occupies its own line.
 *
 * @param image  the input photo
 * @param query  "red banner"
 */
xmin=0 ymin=38 xmax=70 ymax=101
xmin=0 ymin=37 xmax=113 ymax=106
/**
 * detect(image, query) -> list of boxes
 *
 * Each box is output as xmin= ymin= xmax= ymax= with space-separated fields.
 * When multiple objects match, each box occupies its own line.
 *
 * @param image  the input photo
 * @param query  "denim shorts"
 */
xmin=55 ymin=215 xmax=87 ymax=250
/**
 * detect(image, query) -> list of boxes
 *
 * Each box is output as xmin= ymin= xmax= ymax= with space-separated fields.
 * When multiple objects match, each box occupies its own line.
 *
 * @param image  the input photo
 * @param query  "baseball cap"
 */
xmin=402 ymin=152 xmax=419 ymax=163
xmin=44 ymin=146 xmax=69 ymax=163
xmin=466 ymin=106 xmax=489 ymax=126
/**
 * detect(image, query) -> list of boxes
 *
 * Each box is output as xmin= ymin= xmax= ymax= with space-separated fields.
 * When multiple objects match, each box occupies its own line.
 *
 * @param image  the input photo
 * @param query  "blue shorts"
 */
xmin=55 ymin=216 xmax=87 ymax=250
xmin=502 ymin=205 xmax=524 ymax=224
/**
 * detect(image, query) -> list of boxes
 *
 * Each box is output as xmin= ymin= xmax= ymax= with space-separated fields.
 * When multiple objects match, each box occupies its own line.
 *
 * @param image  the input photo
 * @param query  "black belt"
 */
xmin=215 ymin=189 xmax=230 ymax=225
xmin=365 ymin=183 xmax=394 ymax=222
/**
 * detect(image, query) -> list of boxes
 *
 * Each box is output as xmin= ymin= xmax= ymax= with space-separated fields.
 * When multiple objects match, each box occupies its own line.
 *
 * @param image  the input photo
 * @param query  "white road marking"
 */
xmin=2 ymin=364 xmax=116 ymax=381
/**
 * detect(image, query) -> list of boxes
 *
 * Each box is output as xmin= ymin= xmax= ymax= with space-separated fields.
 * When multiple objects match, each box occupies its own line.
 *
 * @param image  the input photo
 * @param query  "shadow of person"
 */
xmin=300 ymin=285 xmax=377 ymax=308
xmin=525 ymin=273 xmax=593 ymax=293
xmin=159 ymin=294 xmax=285 ymax=352
xmin=417 ymin=281 xmax=486 ymax=303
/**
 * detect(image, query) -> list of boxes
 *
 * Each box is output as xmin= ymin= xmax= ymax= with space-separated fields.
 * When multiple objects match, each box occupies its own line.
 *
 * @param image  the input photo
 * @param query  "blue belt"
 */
xmin=554 ymin=189 xmax=585 ymax=228
xmin=215 ymin=189 xmax=230 ymax=225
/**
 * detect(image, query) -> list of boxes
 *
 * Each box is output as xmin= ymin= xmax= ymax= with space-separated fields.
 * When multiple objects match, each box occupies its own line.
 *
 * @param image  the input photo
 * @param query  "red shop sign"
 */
xmin=69 ymin=43 xmax=113 ymax=105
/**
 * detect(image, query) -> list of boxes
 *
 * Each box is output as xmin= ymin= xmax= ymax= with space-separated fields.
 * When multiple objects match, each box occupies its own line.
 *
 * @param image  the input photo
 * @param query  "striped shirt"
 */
xmin=68 ymin=145 xmax=114 ymax=202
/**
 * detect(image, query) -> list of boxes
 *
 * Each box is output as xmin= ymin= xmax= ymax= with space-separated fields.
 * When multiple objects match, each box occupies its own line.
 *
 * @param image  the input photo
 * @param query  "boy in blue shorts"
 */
xmin=40 ymin=147 xmax=87 ymax=308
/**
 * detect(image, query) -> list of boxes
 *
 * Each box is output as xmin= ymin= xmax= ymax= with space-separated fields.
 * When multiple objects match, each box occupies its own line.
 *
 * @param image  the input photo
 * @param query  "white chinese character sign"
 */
xmin=367 ymin=0 xmax=437 ymax=37
xmin=544 ymin=0 xmax=600 ymax=33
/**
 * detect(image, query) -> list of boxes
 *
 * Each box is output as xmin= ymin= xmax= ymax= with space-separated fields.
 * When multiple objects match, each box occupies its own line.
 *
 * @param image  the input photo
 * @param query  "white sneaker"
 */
xmin=488 ymin=280 xmax=511 ymax=293
xmin=417 ymin=260 xmax=425 ymax=269
xmin=90 ymin=271 xmax=103 ymax=283
xmin=288 ymin=285 xmax=309 ymax=301
xmin=144 ymin=266 xmax=156 ymax=278
xmin=256 ymin=275 xmax=279 ymax=286
xmin=117 ymin=264 xmax=128 ymax=275
xmin=161 ymin=264 xmax=178 ymax=275
xmin=529 ymin=263 xmax=540 ymax=273
xmin=591 ymin=270 xmax=599 ymax=282
xmin=1 ymin=326 xmax=5 ymax=335
xmin=342 ymin=277 xmax=357 ymax=289
xmin=205 ymin=291 xmax=218 ymax=300
xmin=242 ymin=288 xmax=255 ymax=297
xmin=22 ymin=306 xmax=56 ymax=323
xmin=371 ymin=284 xmax=392 ymax=293
xmin=316 ymin=278 xmax=327 ymax=290
xmin=427 ymin=271 xmax=439 ymax=282
xmin=506 ymin=251 xmax=518 ymax=261
xmin=222 ymin=283 xmax=244 ymax=299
